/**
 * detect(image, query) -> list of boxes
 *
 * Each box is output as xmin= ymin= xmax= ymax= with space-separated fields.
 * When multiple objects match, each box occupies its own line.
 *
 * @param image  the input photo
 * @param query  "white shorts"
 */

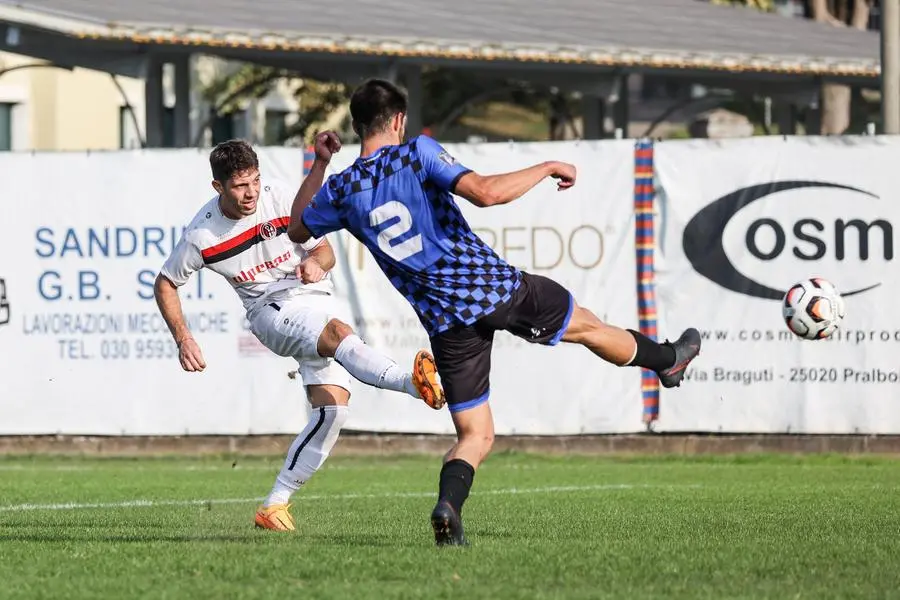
xmin=248 ymin=291 xmax=353 ymax=391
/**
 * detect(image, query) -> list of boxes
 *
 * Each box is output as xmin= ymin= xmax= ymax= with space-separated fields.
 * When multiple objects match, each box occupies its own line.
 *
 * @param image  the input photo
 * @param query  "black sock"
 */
xmin=438 ymin=459 xmax=475 ymax=515
xmin=626 ymin=329 xmax=676 ymax=371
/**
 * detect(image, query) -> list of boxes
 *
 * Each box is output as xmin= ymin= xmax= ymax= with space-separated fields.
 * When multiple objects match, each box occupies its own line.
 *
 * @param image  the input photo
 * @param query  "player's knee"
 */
xmin=482 ymin=430 xmax=495 ymax=456
xmin=316 ymin=319 xmax=355 ymax=357
xmin=326 ymin=318 xmax=355 ymax=340
xmin=466 ymin=427 xmax=495 ymax=458
xmin=471 ymin=432 xmax=495 ymax=465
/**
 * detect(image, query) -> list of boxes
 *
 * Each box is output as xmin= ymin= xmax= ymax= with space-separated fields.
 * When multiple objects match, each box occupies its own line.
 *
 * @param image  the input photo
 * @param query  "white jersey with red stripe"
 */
xmin=159 ymin=178 xmax=329 ymax=314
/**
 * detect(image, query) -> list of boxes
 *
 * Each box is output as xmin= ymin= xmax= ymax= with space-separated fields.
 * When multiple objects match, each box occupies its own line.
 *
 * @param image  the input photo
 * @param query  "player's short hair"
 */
xmin=350 ymin=79 xmax=408 ymax=138
xmin=209 ymin=139 xmax=259 ymax=183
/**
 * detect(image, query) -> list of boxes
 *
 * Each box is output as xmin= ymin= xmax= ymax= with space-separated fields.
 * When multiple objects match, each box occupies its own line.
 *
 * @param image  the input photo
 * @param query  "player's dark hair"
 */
xmin=350 ymin=79 xmax=408 ymax=138
xmin=209 ymin=139 xmax=259 ymax=182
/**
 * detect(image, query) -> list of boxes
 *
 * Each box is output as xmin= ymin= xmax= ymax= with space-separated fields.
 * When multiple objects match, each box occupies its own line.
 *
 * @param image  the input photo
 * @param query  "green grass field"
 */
xmin=0 ymin=452 xmax=898 ymax=599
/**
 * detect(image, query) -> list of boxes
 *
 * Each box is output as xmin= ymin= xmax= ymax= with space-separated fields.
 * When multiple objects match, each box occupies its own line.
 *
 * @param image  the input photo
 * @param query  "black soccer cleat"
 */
xmin=431 ymin=501 xmax=468 ymax=547
xmin=656 ymin=327 xmax=702 ymax=389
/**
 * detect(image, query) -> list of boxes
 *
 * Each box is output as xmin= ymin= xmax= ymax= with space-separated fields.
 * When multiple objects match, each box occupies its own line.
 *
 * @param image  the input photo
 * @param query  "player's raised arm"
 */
xmin=154 ymin=236 xmax=207 ymax=372
xmin=287 ymin=131 xmax=341 ymax=244
xmin=454 ymin=161 xmax=576 ymax=207
xmin=416 ymin=135 xmax=576 ymax=208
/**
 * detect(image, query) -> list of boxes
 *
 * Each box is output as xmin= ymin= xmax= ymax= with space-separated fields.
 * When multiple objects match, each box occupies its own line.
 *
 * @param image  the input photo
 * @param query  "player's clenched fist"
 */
xmin=313 ymin=131 xmax=341 ymax=163
xmin=548 ymin=161 xmax=576 ymax=191
xmin=296 ymin=258 xmax=326 ymax=284
xmin=178 ymin=336 xmax=207 ymax=372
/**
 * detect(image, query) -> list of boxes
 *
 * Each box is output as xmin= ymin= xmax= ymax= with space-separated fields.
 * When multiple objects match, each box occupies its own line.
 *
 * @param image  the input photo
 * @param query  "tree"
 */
xmin=420 ymin=67 xmax=576 ymax=140
xmin=196 ymin=60 xmax=571 ymax=146
xmin=808 ymin=0 xmax=873 ymax=134
xmin=194 ymin=60 xmax=354 ymax=146
xmin=279 ymin=79 xmax=352 ymax=144
xmin=194 ymin=63 xmax=286 ymax=146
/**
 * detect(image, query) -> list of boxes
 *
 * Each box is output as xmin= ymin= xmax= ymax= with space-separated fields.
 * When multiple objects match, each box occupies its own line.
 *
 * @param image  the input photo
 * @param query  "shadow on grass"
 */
xmin=0 ymin=530 xmax=415 ymax=546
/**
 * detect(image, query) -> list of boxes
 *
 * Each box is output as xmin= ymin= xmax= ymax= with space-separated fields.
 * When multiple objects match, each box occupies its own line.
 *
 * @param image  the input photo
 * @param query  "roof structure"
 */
xmin=0 ymin=0 xmax=882 ymax=80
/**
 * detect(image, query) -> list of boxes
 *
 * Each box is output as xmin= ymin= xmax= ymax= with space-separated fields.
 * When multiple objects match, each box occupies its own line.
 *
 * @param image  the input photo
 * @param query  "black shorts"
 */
xmin=430 ymin=272 xmax=574 ymax=413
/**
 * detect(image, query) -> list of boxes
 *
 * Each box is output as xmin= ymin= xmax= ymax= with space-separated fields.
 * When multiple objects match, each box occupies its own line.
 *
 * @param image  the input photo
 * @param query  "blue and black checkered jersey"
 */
xmin=301 ymin=135 xmax=521 ymax=336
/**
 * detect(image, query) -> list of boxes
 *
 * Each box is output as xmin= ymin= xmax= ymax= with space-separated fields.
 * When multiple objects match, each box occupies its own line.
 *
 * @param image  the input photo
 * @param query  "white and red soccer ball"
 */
xmin=782 ymin=277 xmax=846 ymax=340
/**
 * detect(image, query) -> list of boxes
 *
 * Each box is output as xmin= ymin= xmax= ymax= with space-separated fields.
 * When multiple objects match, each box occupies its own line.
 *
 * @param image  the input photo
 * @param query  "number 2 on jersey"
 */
xmin=369 ymin=201 xmax=423 ymax=262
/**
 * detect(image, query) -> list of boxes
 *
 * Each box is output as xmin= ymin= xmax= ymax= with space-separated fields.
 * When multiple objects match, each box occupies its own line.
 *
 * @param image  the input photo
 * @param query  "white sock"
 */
xmin=624 ymin=338 xmax=639 ymax=367
xmin=333 ymin=334 xmax=419 ymax=398
xmin=264 ymin=405 xmax=349 ymax=507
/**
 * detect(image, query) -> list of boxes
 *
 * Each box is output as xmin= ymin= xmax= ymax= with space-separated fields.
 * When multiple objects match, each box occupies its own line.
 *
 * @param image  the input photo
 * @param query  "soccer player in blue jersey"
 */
xmin=288 ymin=80 xmax=701 ymax=546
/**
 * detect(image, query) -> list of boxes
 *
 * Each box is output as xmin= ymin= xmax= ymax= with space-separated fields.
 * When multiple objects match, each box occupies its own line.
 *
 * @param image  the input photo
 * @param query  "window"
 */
xmin=210 ymin=110 xmax=252 ymax=144
xmin=211 ymin=111 xmax=235 ymax=144
xmin=162 ymin=107 xmax=175 ymax=148
xmin=264 ymin=110 xmax=289 ymax=145
xmin=0 ymin=103 xmax=13 ymax=151
xmin=232 ymin=111 xmax=247 ymax=140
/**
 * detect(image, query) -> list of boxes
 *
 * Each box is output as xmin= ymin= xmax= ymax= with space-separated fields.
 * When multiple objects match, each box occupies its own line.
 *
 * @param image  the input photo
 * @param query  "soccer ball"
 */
xmin=782 ymin=277 xmax=846 ymax=340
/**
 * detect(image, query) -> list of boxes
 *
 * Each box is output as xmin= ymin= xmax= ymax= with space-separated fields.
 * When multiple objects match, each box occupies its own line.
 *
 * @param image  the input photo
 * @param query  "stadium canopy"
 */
xmin=0 ymin=0 xmax=882 ymax=145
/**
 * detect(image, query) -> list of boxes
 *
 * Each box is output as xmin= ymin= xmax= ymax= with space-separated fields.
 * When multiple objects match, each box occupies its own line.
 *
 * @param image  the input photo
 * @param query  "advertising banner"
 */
xmin=0 ymin=140 xmax=641 ymax=435
xmin=653 ymin=136 xmax=900 ymax=433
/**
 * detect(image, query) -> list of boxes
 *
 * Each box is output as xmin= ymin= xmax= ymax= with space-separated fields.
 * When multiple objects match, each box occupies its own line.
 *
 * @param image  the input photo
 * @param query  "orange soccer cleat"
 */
xmin=254 ymin=503 xmax=295 ymax=532
xmin=413 ymin=350 xmax=446 ymax=410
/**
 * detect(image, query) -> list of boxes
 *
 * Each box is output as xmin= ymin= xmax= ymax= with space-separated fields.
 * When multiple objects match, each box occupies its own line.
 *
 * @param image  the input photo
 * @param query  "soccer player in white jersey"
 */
xmin=154 ymin=135 xmax=445 ymax=532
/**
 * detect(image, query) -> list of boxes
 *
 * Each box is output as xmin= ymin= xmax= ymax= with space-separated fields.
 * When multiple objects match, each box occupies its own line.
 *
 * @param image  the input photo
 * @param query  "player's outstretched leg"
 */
xmin=317 ymin=319 xmax=445 ymax=409
xmin=655 ymin=328 xmax=702 ymax=388
xmin=561 ymin=304 xmax=701 ymax=388
xmin=255 ymin=385 xmax=349 ymax=532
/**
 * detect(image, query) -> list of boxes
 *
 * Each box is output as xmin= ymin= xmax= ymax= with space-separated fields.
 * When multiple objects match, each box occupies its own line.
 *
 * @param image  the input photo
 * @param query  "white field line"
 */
xmin=0 ymin=465 xmax=277 ymax=472
xmin=0 ymin=483 xmax=700 ymax=513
